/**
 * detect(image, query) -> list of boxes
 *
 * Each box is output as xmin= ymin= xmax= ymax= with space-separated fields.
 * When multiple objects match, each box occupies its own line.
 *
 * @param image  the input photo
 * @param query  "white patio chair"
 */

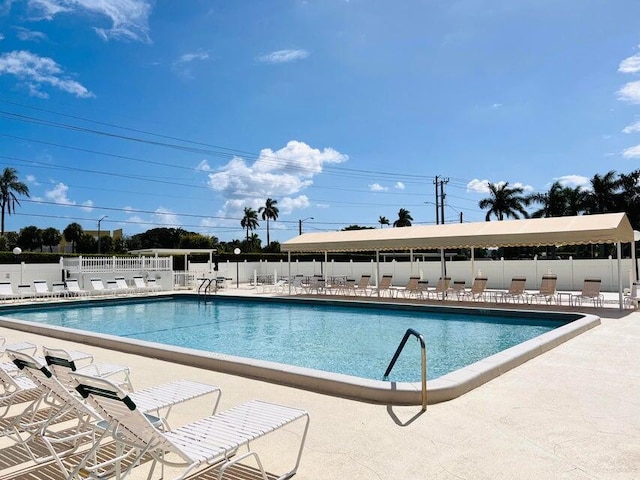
xmin=115 ymin=276 xmax=136 ymax=294
xmin=0 ymin=282 xmax=19 ymax=302
xmin=70 ymin=372 xmax=310 ymax=480
xmin=42 ymin=346 xmax=135 ymax=391
xmin=33 ymin=280 xmax=59 ymax=299
xmin=65 ymin=278 xmax=89 ymax=297
xmin=7 ymin=349 xmax=221 ymax=467
xmin=89 ymin=278 xmax=111 ymax=296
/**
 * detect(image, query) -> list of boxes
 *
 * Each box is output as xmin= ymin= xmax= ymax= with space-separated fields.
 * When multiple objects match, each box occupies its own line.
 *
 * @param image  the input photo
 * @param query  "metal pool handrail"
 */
xmin=383 ymin=328 xmax=427 ymax=411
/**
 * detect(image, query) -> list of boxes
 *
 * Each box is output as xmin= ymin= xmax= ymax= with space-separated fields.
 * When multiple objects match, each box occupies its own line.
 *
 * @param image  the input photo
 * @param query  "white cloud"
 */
xmin=0 ymin=33 xmax=5 ymax=41
xmin=617 ymin=81 xmax=640 ymax=104
xmin=369 ymin=183 xmax=388 ymax=192
xmin=259 ymin=49 xmax=309 ymax=64
xmin=196 ymin=160 xmax=211 ymax=171
xmin=491 ymin=103 xmax=503 ymax=109
xmin=81 ymin=200 xmax=93 ymax=211
xmin=45 ymin=182 xmax=74 ymax=205
xmin=153 ymin=207 xmax=180 ymax=227
xmin=466 ymin=179 xmax=490 ymax=193
xmin=15 ymin=26 xmax=47 ymax=41
xmin=555 ymin=175 xmax=590 ymax=188
xmin=25 ymin=0 xmax=152 ymax=42
xmin=172 ymin=51 xmax=209 ymax=78
xmin=25 ymin=174 xmax=40 ymax=185
xmin=619 ymin=53 xmax=640 ymax=74
xmin=466 ymin=179 xmax=533 ymax=193
xmin=512 ymin=182 xmax=534 ymax=192
xmin=0 ymin=50 xmax=93 ymax=98
xmin=207 ymin=140 xmax=347 ymax=218
xmin=395 ymin=182 xmax=405 ymax=190
xmin=622 ymin=145 xmax=640 ymax=158
xmin=622 ymin=121 xmax=640 ymax=133
xmin=279 ymin=195 xmax=310 ymax=214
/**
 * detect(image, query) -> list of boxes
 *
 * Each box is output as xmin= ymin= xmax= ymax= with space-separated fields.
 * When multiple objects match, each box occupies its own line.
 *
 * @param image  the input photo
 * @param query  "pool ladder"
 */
xmin=384 ymin=328 xmax=427 ymax=411
xmin=197 ymin=278 xmax=216 ymax=300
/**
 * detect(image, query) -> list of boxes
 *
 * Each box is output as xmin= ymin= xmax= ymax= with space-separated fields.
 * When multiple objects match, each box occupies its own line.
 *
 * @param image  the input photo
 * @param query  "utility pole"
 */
xmin=439 ymin=177 xmax=449 ymax=224
xmin=433 ymin=176 xmax=440 ymax=225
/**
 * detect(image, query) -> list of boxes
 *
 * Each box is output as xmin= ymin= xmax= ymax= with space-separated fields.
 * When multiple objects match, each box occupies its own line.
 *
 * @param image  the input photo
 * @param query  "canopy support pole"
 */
xmin=376 ymin=250 xmax=380 ymax=297
xmin=617 ymin=242 xmax=623 ymax=310
xmin=288 ymin=251 xmax=292 ymax=295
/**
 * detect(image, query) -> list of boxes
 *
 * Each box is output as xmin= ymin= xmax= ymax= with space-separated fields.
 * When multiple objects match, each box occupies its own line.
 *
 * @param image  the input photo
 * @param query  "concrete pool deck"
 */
xmin=0 ymin=290 xmax=638 ymax=479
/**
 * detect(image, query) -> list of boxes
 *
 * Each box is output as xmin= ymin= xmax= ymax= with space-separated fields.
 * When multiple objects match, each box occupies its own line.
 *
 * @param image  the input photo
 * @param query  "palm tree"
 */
xmin=240 ymin=207 xmax=259 ymax=242
xmin=478 ymin=182 xmax=530 ymax=221
xmin=42 ymin=227 xmax=62 ymax=253
xmin=258 ymin=198 xmax=279 ymax=245
xmin=378 ymin=216 xmax=390 ymax=228
xmin=63 ymin=222 xmax=84 ymax=253
xmin=564 ymin=186 xmax=589 ymax=216
xmin=528 ymin=181 xmax=568 ymax=218
xmin=619 ymin=169 xmax=640 ymax=230
xmin=393 ymin=208 xmax=413 ymax=227
xmin=0 ymin=167 xmax=30 ymax=235
xmin=585 ymin=171 xmax=621 ymax=214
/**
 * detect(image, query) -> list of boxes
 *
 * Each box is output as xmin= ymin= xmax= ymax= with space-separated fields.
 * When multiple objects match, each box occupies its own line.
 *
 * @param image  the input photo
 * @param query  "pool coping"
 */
xmin=0 ymin=295 xmax=601 ymax=405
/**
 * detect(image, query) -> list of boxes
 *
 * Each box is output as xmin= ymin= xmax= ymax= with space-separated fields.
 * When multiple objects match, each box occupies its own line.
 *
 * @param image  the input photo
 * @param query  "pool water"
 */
xmin=4 ymin=298 xmax=566 ymax=382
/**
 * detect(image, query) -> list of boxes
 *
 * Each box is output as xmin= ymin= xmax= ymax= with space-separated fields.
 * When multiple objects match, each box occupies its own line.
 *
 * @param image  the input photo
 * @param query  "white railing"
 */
xmin=63 ymin=256 xmax=173 ymax=273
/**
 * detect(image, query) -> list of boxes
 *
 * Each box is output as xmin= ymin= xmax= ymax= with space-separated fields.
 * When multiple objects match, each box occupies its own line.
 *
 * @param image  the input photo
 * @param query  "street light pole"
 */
xmin=97 ymin=215 xmax=108 ymax=254
xmin=234 ymin=248 xmax=241 ymax=288
xmin=298 ymin=217 xmax=314 ymax=235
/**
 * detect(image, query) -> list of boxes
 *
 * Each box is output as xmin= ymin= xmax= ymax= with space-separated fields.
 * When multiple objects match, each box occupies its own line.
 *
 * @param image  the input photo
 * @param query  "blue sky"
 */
xmin=0 ymin=0 xmax=639 ymax=244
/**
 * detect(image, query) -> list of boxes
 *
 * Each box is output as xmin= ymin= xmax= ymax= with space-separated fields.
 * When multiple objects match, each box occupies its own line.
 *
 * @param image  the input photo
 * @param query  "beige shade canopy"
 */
xmin=282 ymin=213 xmax=634 ymax=253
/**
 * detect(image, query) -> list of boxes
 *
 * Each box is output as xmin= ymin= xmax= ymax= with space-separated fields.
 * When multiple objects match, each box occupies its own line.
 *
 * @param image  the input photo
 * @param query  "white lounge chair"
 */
xmin=89 ymin=278 xmax=110 ymax=296
xmin=115 ymin=276 xmax=136 ymax=294
xmin=65 ymin=278 xmax=89 ymax=296
xmin=145 ymin=277 xmax=162 ymax=291
xmin=7 ymin=349 xmax=221 ymax=467
xmin=133 ymin=275 xmax=160 ymax=292
xmin=71 ymin=372 xmax=310 ymax=480
xmin=17 ymin=284 xmax=36 ymax=300
xmin=0 ymin=282 xmax=19 ymax=302
xmin=33 ymin=280 xmax=58 ymax=299
xmin=42 ymin=346 xmax=134 ymax=391
xmin=624 ymin=281 xmax=639 ymax=309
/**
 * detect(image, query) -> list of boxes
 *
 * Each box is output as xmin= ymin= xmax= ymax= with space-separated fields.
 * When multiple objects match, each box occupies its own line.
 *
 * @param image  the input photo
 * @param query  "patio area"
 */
xmin=0 ymin=290 xmax=638 ymax=479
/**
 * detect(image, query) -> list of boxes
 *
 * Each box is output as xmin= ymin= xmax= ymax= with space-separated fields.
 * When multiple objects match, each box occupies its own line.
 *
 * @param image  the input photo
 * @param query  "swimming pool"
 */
xmin=2 ymin=296 xmax=571 ymax=382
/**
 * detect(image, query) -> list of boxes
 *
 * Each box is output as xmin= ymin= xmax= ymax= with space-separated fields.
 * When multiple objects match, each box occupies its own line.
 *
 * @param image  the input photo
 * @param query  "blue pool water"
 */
xmin=3 ymin=298 xmax=568 ymax=382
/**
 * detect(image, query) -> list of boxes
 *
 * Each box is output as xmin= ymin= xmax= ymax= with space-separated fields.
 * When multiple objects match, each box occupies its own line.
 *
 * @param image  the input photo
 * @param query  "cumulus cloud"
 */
xmin=153 ymin=207 xmax=180 ymax=227
xmin=15 ymin=26 xmax=47 ymax=41
xmin=25 ymin=174 xmax=40 ymax=186
xmin=0 ymin=50 xmax=93 ymax=98
xmin=622 ymin=145 xmax=640 ymax=158
xmin=259 ymin=49 xmax=309 ymax=64
xmin=619 ymin=53 xmax=640 ymax=74
xmin=466 ymin=179 xmax=533 ymax=193
xmin=81 ymin=200 xmax=93 ymax=211
xmin=196 ymin=160 xmax=211 ymax=171
xmin=466 ymin=179 xmax=490 ymax=193
xmin=45 ymin=182 xmax=75 ymax=205
xmin=207 ymin=140 xmax=347 ymax=219
xmin=369 ymin=183 xmax=388 ymax=192
xmin=622 ymin=121 xmax=640 ymax=133
xmin=617 ymin=81 xmax=640 ymax=104
xmin=172 ymin=51 xmax=209 ymax=78
xmin=24 ymin=0 xmax=152 ymax=42
xmin=395 ymin=182 xmax=405 ymax=190
xmin=554 ymin=175 xmax=590 ymax=188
